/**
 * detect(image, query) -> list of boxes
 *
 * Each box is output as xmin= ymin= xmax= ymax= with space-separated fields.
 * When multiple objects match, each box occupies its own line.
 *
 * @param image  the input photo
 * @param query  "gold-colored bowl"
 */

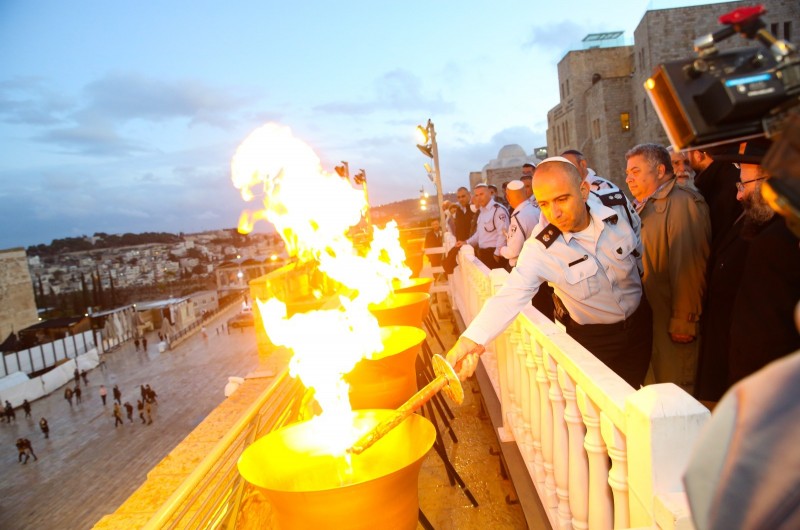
xmin=392 ymin=277 xmax=433 ymax=295
xmin=347 ymin=326 xmax=425 ymax=410
xmin=238 ymin=411 xmax=436 ymax=530
xmin=368 ymin=292 xmax=430 ymax=328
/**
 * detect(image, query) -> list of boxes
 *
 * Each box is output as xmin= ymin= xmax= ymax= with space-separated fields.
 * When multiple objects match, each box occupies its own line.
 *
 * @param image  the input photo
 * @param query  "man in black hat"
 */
xmin=695 ymin=138 xmax=800 ymax=400
xmin=687 ymin=146 xmax=742 ymax=256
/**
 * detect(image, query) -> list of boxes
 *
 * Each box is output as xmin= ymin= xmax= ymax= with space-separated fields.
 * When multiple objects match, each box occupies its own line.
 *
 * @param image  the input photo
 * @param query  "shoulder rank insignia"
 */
xmin=535 ymin=223 xmax=562 ymax=249
xmin=596 ymin=191 xmax=627 ymax=208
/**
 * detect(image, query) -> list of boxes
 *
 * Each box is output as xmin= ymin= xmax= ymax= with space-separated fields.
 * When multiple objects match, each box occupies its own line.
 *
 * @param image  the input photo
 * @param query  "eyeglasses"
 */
xmin=735 ymin=176 xmax=767 ymax=192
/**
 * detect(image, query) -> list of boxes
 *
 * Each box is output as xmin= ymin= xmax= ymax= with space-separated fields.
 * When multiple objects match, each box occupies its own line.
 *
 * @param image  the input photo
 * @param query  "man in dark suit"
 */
xmin=696 ymin=139 xmax=800 ymax=398
xmin=452 ymin=186 xmax=475 ymax=242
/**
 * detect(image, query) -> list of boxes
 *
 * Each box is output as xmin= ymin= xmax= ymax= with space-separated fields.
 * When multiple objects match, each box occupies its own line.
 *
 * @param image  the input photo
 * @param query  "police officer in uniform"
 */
xmin=562 ymin=149 xmax=641 ymax=239
xmin=447 ymin=158 xmax=652 ymax=387
xmin=457 ymin=183 xmax=510 ymax=270
xmin=498 ymin=180 xmax=540 ymax=268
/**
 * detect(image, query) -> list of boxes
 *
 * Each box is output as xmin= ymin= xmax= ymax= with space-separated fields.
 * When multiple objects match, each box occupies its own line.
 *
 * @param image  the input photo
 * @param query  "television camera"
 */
xmin=644 ymin=4 xmax=800 ymax=237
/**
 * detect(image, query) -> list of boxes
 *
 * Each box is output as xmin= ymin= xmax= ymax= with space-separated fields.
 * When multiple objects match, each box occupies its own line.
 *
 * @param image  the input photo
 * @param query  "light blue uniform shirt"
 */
xmin=464 ymin=200 xmax=643 ymax=344
xmin=465 ymin=199 xmax=509 ymax=254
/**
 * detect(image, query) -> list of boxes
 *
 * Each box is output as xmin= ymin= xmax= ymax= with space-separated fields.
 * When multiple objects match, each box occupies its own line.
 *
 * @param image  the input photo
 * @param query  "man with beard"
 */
xmin=667 ymin=146 xmax=697 ymax=190
xmin=725 ymin=143 xmax=800 ymax=388
xmin=697 ymin=139 xmax=800 ymax=401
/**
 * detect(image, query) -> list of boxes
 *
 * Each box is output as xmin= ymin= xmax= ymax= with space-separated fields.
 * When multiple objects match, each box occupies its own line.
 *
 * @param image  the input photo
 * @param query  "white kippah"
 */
xmin=539 ymin=156 xmax=574 ymax=165
xmin=506 ymin=179 xmax=524 ymax=191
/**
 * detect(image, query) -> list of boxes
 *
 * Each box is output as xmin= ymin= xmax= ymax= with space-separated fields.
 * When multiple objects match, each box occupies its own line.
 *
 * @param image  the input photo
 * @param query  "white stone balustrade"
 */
xmin=451 ymin=248 xmax=711 ymax=530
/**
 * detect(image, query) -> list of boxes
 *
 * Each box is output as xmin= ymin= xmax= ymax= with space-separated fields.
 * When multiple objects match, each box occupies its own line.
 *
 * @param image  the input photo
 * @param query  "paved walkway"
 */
xmin=0 ymin=305 xmax=262 ymax=530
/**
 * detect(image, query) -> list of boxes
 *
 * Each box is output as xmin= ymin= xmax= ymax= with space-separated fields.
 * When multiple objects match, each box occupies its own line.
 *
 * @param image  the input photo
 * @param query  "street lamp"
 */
xmin=336 ymin=161 xmax=371 ymax=226
xmin=353 ymin=169 xmax=372 ymax=225
xmin=415 ymin=119 xmax=445 ymax=229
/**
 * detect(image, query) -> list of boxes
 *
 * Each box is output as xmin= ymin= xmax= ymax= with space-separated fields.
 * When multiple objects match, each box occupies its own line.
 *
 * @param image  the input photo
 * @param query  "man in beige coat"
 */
xmin=626 ymin=143 xmax=711 ymax=392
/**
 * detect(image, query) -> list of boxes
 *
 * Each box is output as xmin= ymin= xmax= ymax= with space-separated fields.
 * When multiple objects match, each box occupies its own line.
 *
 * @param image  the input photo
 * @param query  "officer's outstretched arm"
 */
xmin=446 ymin=336 xmax=486 ymax=381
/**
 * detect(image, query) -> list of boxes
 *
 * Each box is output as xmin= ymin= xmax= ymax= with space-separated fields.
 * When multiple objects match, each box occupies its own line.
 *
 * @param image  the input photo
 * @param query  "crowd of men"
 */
xmin=441 ymin=140 xmax=800 ymax=400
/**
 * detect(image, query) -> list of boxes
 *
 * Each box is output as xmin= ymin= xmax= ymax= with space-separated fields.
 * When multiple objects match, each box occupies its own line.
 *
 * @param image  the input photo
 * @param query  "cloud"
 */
xmin=0 ymin=76 xmax=74 ymax=125
xmin=79 ymin=73 xmax=256 ymax=128
xmin=3 ymin=73 xmax=261 ymax=157
xmin=314 ymin=69 xmax=454 ymax=116
xmin=35 ymin=121 xmax=150 ymax=157
xmin=523 ymin=20 xmax=590 ymax=53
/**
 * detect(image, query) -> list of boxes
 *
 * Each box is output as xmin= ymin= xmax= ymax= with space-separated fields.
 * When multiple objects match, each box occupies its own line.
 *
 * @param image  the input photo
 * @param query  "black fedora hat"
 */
xmin=710 ymin=138 xmax=773 ymax=164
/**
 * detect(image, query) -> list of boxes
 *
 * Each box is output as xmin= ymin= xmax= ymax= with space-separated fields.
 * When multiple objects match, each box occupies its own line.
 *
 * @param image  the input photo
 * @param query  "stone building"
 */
xmin=471 ymin=144 xmax=542 ymax=190
xmin=0 ymin=248 xmax=39 ymax=341
xmin=547 ymin=0 xmax=799 ymax=188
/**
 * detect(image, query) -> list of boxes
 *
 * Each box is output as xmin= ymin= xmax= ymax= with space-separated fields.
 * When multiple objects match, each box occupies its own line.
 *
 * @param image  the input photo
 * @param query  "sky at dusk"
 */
xmin=0 ymin=0 xmax=727 ymax=249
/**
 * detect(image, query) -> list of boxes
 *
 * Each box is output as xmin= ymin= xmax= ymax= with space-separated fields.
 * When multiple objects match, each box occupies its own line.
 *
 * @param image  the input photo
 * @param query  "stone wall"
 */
xmin=547 ymin=45 xmax=634 ymax=158
xmin=0 ymin=248 xmax=39 ymax=341
xmin=585 ymin=75 xmax=635 ymax=191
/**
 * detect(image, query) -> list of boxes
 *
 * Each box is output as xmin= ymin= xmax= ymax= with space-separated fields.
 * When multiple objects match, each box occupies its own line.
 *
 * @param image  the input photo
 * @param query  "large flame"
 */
xmin=232 ymin=123 xmax=412 ymax=455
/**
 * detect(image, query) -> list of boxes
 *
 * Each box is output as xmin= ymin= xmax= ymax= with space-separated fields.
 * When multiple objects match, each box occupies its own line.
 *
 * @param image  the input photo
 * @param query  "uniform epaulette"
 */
xmin=593 ymin=191 xmax=627 ymax=208
xmin=535 ymin=223 xmax=561 ymax=249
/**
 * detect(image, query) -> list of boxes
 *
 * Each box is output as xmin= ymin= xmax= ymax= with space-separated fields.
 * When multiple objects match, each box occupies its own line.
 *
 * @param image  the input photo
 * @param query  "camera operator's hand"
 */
xmin=670 ymin=332 xmax=695 ymax=344
xmin=446 ymin=337 xmax=485 ymax=381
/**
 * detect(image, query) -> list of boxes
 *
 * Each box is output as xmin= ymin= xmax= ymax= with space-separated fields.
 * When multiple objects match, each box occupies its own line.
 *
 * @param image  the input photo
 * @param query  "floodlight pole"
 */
xmin=427 ymin=120 xmax=446 ymax=230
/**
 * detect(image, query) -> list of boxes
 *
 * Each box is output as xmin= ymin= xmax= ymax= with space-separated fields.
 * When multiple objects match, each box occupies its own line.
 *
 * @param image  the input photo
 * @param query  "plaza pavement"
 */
xmin=0 ymin=300 xmax=531 ymax=530
xmin=0 ymin=304 xmax=262 ymax=530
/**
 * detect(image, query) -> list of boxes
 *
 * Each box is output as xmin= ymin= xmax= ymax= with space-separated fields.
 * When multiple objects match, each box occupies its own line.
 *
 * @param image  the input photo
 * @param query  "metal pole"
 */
xmin=361 ymin=171 xmax=372 ymax=225
xmin=429 ymin=120 xmax=446 ymax=231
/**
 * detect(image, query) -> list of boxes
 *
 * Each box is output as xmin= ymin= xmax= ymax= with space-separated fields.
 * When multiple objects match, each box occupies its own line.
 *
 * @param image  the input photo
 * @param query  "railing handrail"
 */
xmin=141 ymin=367 xmax=293 ymax=530
xmin=451 ymin=246 xmax=709 ymax=528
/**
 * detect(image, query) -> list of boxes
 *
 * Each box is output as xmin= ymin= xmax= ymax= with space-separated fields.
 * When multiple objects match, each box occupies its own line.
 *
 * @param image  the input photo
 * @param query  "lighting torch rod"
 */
xmin=347 ymin=349 xmax=477 ymax=455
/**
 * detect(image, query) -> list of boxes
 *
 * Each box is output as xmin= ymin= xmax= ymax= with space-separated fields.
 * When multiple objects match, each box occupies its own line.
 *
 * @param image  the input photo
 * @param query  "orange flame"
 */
xmin=231 ymin=123 xmax=412 ymax=454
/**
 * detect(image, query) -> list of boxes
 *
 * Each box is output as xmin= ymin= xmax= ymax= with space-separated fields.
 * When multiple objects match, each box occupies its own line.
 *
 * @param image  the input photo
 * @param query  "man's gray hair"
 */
xmin=626 ymin=143 xmax=673 ymax=175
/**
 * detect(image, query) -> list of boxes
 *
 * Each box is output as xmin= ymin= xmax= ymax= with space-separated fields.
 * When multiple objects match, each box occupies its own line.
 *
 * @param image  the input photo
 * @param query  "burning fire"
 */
xmin=232 ymin=123 xmax=412 ymax=454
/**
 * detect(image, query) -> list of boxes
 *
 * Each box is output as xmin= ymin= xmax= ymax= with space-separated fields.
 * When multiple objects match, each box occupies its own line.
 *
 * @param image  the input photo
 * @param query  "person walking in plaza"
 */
xmin=140 ymin=384 xmax=146 ymax=401
xmin=112 ymin=403 xmax=124 ymax=427
xmin=73 ymin=368 xmax=80 ymax=386
xmin=112 ymin=384 xmax=122 ymax=405
xmin=137 ymin=400 xmax=145 ymax=424
xmin=39 ymin=417 xmax=49 ymax=439
xmin=64 ymin=386 xmax=73 ymax=408
xmin=99 ymin=384 xmax=107 ymax=406
xmin=145 ymin=385 xmax=158 ymax=405
xmin=124 ymin=402 xmax=134 ymax=423
xmin=80 ymin=369 xmax=89 ymax=385
xmin=22 ymin=438 xmax=36 ymax=461
xmin=144 ymin=400 xmax=153 ymax=425
xmin=5 ymin=400 xmax=16 ymax=423
xmin=74 ymin=385 xmax=82 ymax=404
xmin=22 ymin=399 xmax=31 ymax=419
xmin=447 ymin=157 xmax=652 ymax=388
xmin=16 ymin=438 xmax=30 ymax=464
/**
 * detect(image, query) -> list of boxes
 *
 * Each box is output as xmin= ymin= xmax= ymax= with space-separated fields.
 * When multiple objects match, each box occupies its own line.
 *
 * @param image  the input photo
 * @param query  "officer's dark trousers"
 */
xmin=558 ymin=299 xmax=653 ymax=388
xmin=475 ymin=247 xmax=508 ymax=270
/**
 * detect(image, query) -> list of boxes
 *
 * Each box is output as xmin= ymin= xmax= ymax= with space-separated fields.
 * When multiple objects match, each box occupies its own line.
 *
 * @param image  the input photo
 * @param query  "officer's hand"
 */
xmin=445 ymin=337 xmax=485 ymax=381
xmin=493 ymin=254 xmax=500 ymax=262
xmin=455 ymin=241 xmax=465 ymax=248
xmin=669 ymin=333 xmax=695 ymax=344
